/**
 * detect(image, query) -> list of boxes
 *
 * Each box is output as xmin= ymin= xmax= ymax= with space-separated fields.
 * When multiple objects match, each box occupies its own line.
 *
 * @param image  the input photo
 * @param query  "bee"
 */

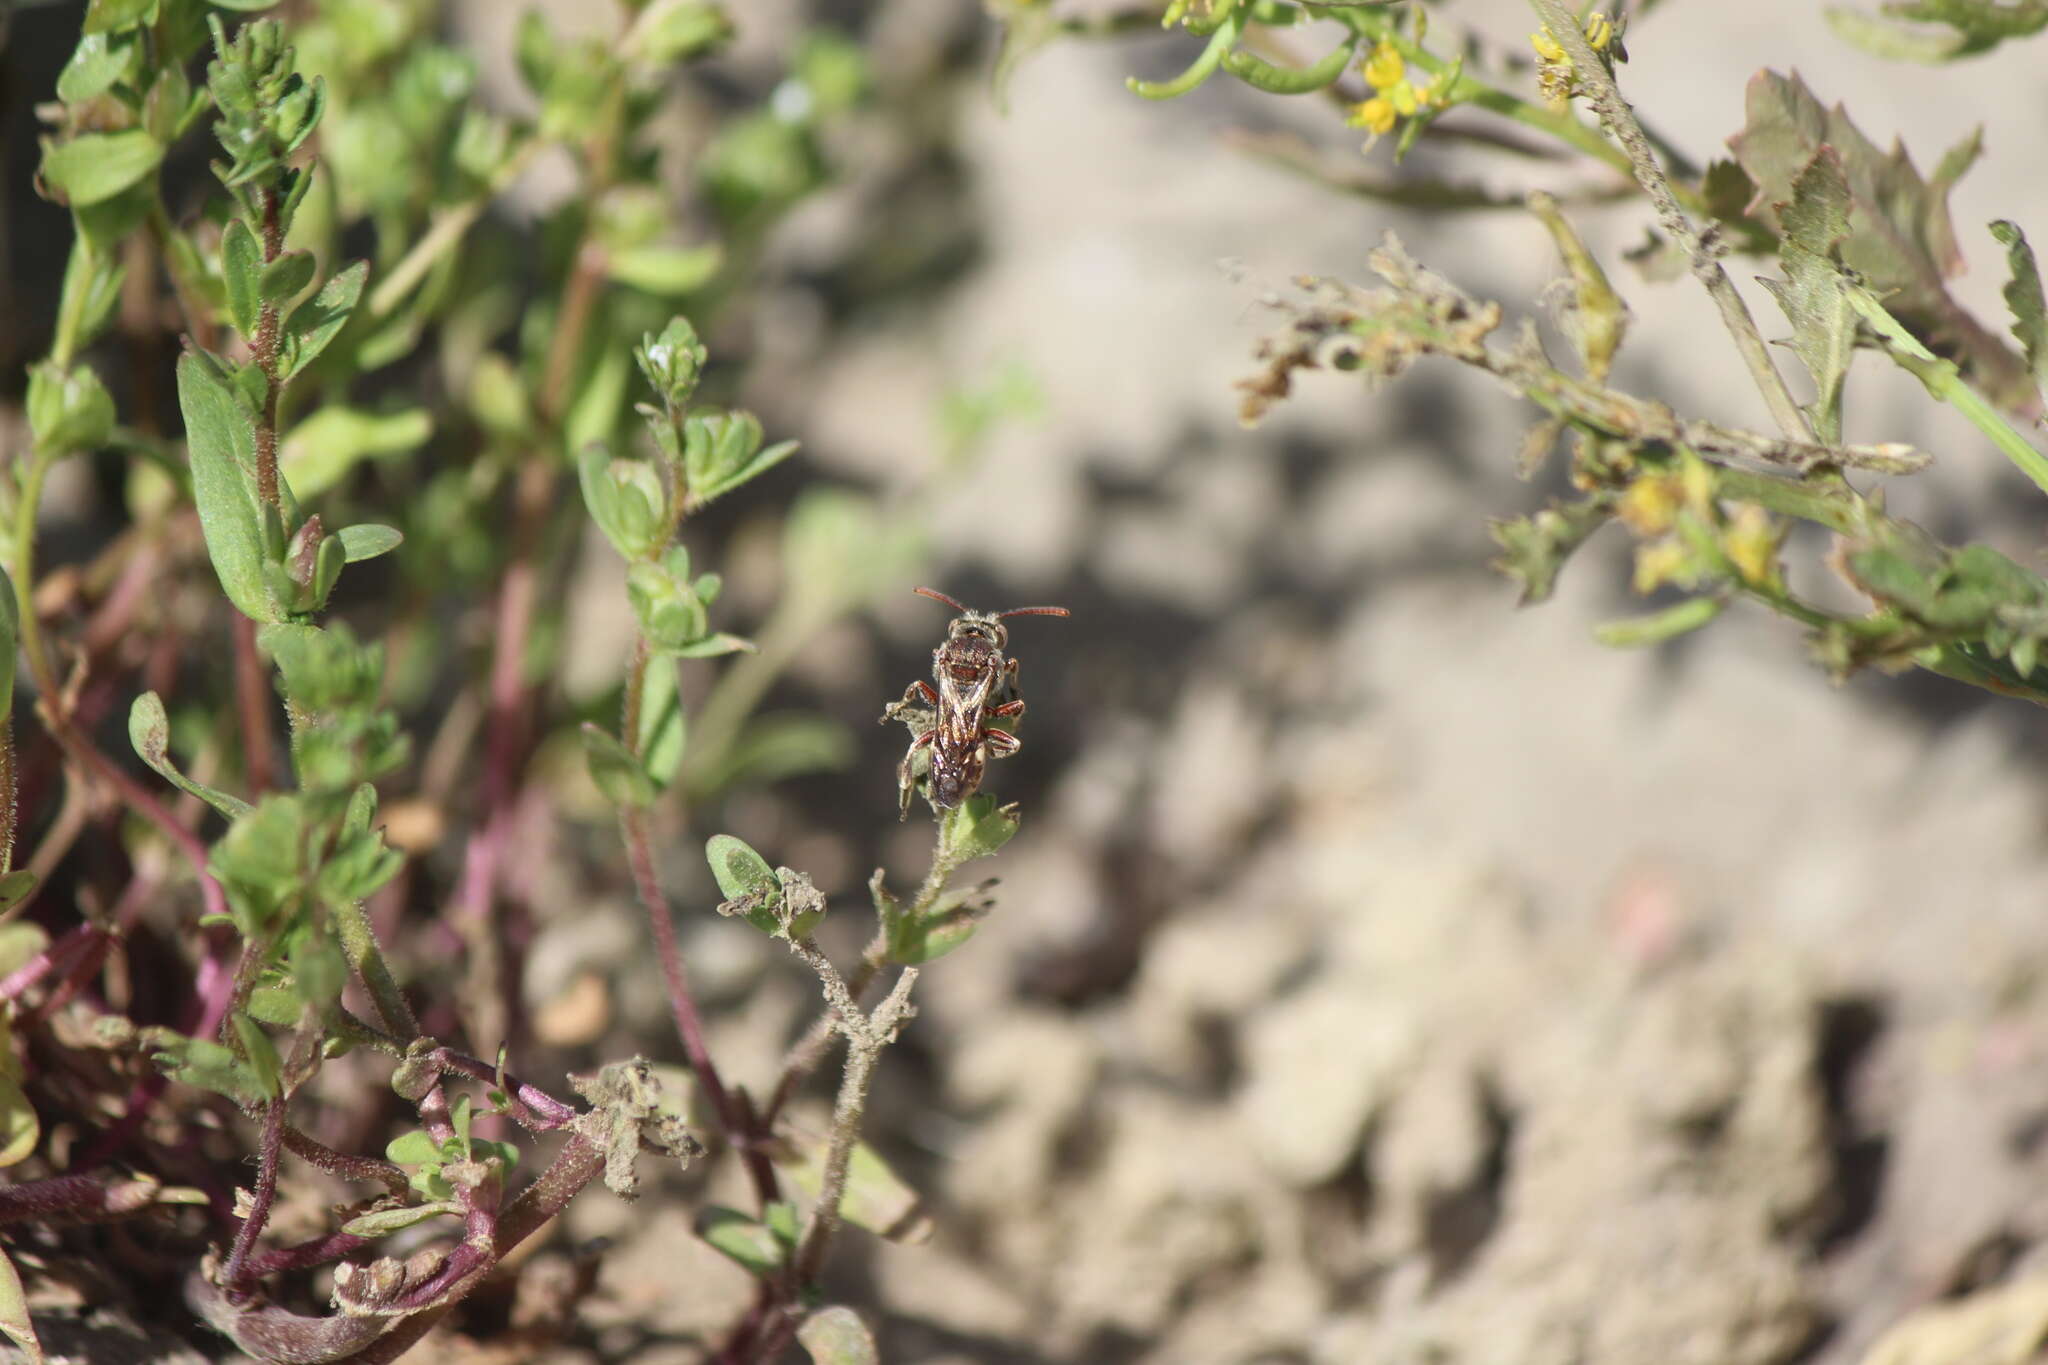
xmin=885 ymin=587 xmax=1069 ymax=819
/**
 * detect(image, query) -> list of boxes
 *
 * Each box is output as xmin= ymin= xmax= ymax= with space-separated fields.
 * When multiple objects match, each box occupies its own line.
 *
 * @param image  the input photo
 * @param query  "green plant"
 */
xmin=0 ymin=4 xmax=1038 ymax=1362
xmin=1020 ymin=0 xmax=2048 ymax=704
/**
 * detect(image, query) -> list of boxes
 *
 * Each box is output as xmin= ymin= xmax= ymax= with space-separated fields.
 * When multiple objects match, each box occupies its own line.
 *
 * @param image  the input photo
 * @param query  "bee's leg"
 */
xmin=985 ymin=726 xmax=1021 ymax=760
xmin=881 ymin=678 xmax=940 ymax=724
xmin=898 ymin=730 xmax=936 ymax=820
xmin=989 ymin=697 xmax=1026 ymax=720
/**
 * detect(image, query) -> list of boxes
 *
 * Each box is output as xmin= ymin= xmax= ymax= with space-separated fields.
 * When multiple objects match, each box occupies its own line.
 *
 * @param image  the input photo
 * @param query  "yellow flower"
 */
xmin=1617 ymin=474 xmax=1682 ymax=537
xmin=1633 ymin=538 xmax=1692 ymax=595
xmin=1387 ymin=80 xmax=1418 ymax=116
xmin=1363 ymin=40 xmax=1405 ymax=90
xmin=1722 ymin=504 xmax=1781 ymax=587
xmin=1530 ymin=26 xmax=1565 ymax=63
xmin=1346 ymin=96 xmax=1398 ymax=136
xmin=1586 ymin=13 xmax=1614 ymax=51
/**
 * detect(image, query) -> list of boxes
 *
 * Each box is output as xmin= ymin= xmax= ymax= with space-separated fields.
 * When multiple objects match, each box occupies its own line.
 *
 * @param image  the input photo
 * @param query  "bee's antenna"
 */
xmin=913 ymin=586 xmax=969 ymax=613
xmin=995 ymin=605 xmax=1071 ymax=620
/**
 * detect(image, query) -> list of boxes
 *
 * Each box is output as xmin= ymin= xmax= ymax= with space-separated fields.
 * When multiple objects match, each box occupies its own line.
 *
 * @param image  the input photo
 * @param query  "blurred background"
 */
xmin=9 ymin=0 xmax=2048 ymax=1361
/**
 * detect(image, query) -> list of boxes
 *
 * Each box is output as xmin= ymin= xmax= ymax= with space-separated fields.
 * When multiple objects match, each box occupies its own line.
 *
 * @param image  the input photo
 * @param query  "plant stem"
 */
xmin=332 ymin=899 xmax=417 ymax=1038
xmin=219 ymin=1097 xmax=287 ymax=1300
xmin=1525 ymin=0 xmax=1812 ymax=444
xmin=231 ymin=614 xmax=274 ymax=795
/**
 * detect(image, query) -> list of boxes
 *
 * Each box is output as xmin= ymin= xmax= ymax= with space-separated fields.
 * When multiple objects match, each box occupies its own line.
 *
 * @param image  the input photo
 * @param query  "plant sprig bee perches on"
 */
xmin=884 ymin=587 xmax=1070 ymax=820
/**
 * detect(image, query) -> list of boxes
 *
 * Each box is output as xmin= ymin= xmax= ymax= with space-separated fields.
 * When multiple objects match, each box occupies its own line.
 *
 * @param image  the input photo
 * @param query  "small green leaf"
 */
xmin=696 ymin=1206 xmax=786 ymax=1277
xmin=58 ymin=31 xmax=141 ymax=103
xmin=565 ymin=342 xmax=632 ymax=459
xmin=939 ymin=794 xmax=1019 ymax=863
xmin=231 ymin=1012 xmax=282 ymax=1099
xmin=609 ymin=243 xmax=724 ymax=297
xmin=696 ymin=439 xmax=800 ymax=505
xmin=704 ymin=834 xmax=777 ymax=907
xmin=38 ymin=129 xmax=163 ymax=206
xmin=578 ymin=447 xmax=668 ymax=560
xmin=281 ymin=405 xmax=430 ymax=499
xmin=280 ymin=260 xmax=368 ymax=379
xmin=337 ymin=524 xmax=403 ymax=563
xmin=259 ymin=249 xmax=316 ymax=303
xmin=0 ymin=1245 xmax=44 ymax=1365
xmin=129 ymin=691 xmax=252 ymax=820
xmin=776 ymin=1138 xmax=929 ymax=1243
xmin=668 ymin=631 xmax=755 ymax=659
xmin=144 ymin=1028 xmax=265 ymax=1105
xmin=1593 ymin=595 xmax=1727 ymax=648
xmin=639 ymin=656 xmax=687 ymax=790
xmin=27 ymin=361 xmax=115 ymax=454
xmin=0 ymin=1076 xmax=38 ymax=1168
xmin=624 ymin=0 xmax=735 ymax=65
xmin=340 ymin=1200 xmax=463 ymax=1238
xmin=0 ymin=923 xmax=47 ymax=979
xmin=178 ymin=352 xmax=280 ymax=623
xmin=221 ymin=218 xmax=262 ymax=339
xmin=797 ymin=1306 xmax=879 ymax=1365
xmin=385 ymin=1129 xmax=442 ymax=1166
xmin=582 ymin=723 xmax=655 ymax=808
xmin=83 ymin=0 xmax=156 ymax=32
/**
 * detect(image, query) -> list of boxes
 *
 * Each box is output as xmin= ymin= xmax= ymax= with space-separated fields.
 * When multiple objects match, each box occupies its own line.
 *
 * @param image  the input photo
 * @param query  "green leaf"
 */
xmin=696 ymin=439 xmax=800 ymax=505
xmin=38 ymin=130 xmax=163 ymax=206
xmin=565 ymin=341 xmax=632 ymax=458
xmin=281 ymin=405 xmax=430 ymax=499
xmin=0 ymin=1245 xmax=44 ymax=1365
xmin=1728 ymin=71 xmax=2035 ymax=417
xmin=27 ymin=361 xmax=115 ymax=454
xmin=0 ymin=923 xmax=48 ymax=980
xmin=1593 ymin=596 xmax=1727 ymax=648
xmin=609 ymin=243 xmax=724 ymax=297
xmin=1991 ymin=220 xmax=2048 ymax=404
xmin=638 ymin=656 xmax=687 ymax=790
xmin=776 ymin=1138 xmax=929 ymax=1243
xmin=83 ymin=0 xmax=157 ymax=32
xmin=634 ymin=316 xmax=708 ymax=406
xmin=129 ymin=691 xmax=252 ymax=820
xmin=1489 ymin=499 xmax=1612 ymax=605
xmin=178 ymin=352 xmax=280 ymax=622
xmin=0 ymin=1075 xmax=38 ymax=1168
xmin=668 ymin=631 xmax=755 ymax=659
xmin=939 ymin=794 xmax=1019 ymax=864
xmin=624 ymin=0 xmax=736 ymax=65
xmin=231 ymin=1012 xmax=282 ymax=1099
xmin=340 ymin=1200 xmax=463 ymax=1238
xmin=886 ymin=882 xmax=992 ymax=965
xmin=578 ymin=447 xmax=668 ymax=560
xmin=221 ymin=218 xmax=262 ymax=339
xmin=58 ymin=31 xmax=141 ymax=103
xmin=0 ymin=874 xmax=35 ymax=918
xmin=337 ymin=524 xmax=403 ymax=562
xmin=696 ymin=1206 xmax=786 ymax=1277
xmin=582 ymin=723 xmax=655 ymax=808
xmin=1759 ymin=149 xmax=1858 ymax=443
xmin=280 ymin=260 xmax=368 ymax=379
xmin=1825 ymin=0 xmax=2048 ymax=60
xmin=385 ymin=1129 xmax=441 ymax=1166
xmin=144 ymin=1028 xmax=265 ymax=1105
xmin=704 ymin=834 xmax=777 ymax=908
xmin=797 ymin=1307 xmax=880 ymax=1365
xmin=260 ymin=249 xmax=317 ymax=303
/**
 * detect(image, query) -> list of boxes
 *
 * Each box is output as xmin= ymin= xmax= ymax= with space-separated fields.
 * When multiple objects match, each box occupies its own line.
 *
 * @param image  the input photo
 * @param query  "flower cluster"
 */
xmin=1531 ymin=11 xmax=1622 ymax=105
xmin=1344 ymin=39 xmax=1442 ymax=147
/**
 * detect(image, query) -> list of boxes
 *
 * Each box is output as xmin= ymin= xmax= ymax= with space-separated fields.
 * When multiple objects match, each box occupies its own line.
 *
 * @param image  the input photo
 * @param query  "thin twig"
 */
xmin=1525 ymin=0 xmax=1813 ymax=443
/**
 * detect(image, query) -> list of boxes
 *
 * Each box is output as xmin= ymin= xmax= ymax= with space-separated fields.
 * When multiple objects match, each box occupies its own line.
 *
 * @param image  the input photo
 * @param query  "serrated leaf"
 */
xmin=38 ymin=129 xmax=163 ymax=206
xmin=280 ymin=260 xmax=368 ymax=380
xmin=1728 ymin=70 xmax=2036 ymax=418
xmin=221 ymin=218 xmax=262 ymax=339
xmin=337 ymin=524 xmax=403 ymax=562
xmin=696 ymin=1206 xmax=786 ymax=1277
xmin=608 ymin=243 xmax=723 ymax=297
xmin=340 ymin=1200 xmax=463 ymax=1238
xmin=1761 ymin=149 xmax=1858 ymax=442
xmin=129 ymin=691 xmax=252 ymax=820
xmin=797 ymin=1306 xmax=879 ymax=1365
xmin=178 ymin=353 xmax=280 ymax=622
xmin=0 ymin=1245 xmax=43 ymax=1365
xmin=1991 ymin=220 xmax=2048 ymax=404
xmin=582 ymin=723 xmax=654 ymax=808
